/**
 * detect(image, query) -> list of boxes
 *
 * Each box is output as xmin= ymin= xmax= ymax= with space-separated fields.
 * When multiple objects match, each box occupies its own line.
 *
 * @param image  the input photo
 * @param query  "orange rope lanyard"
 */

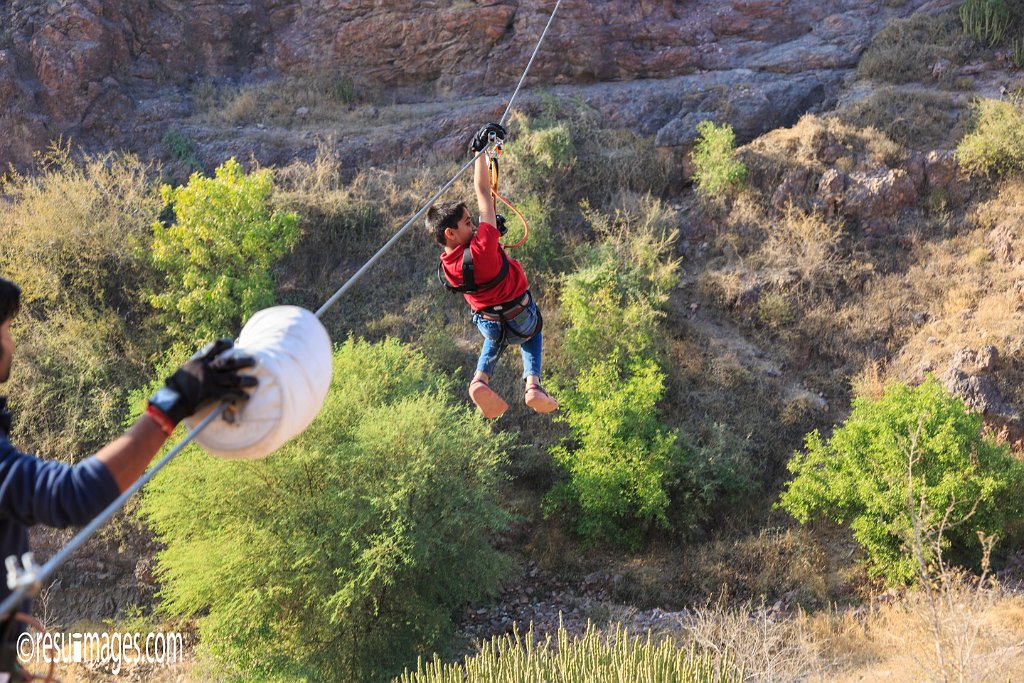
xmin=488 ymin=154 xmax=529 ymax=249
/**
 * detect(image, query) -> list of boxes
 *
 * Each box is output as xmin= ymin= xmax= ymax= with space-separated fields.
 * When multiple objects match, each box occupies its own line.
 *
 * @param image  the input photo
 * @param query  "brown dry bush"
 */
xmin=752 ymin=205 xmax=846 ymax=295
xmin=741 ymin=114 xmax=905 ymax=192
xmin=675 ymin=585 xmax=1024 ymax=683
xmin=856 ymin=12 xmax=974 ymax=85
xmin=830 ymin=577 xmax=1024 ymax=683
xmin=197 ymin=72 xmax=382 ymax=128
xmin=833 ymin=86 xmax=969 ymax=150
xmin=675 ymin=528 xmax=833 ymax=608
xmin=0 ymin=144 xmax=161 ymax=456
xmin=971 ymin=175 xmax=1024 ymax=234
xmin=685 ymin=605 xmax=815 ymax=681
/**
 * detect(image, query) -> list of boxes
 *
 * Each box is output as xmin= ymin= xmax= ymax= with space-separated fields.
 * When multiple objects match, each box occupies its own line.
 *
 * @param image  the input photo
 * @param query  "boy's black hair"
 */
xmin=425 ymin=201 xmax=468 ymax=246
xmin=0 ymin=278 xmax=20 ymax=324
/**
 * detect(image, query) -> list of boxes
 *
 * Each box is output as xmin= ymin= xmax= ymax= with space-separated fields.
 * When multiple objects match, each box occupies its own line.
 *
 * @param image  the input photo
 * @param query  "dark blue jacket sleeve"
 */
xmin=0 ymin=437 xmax=120 ymax=528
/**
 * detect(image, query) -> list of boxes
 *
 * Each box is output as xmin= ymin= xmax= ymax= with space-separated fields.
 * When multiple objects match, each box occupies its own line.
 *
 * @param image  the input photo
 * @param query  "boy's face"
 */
xmin=445 ymin=207 xmax=476 ymax=248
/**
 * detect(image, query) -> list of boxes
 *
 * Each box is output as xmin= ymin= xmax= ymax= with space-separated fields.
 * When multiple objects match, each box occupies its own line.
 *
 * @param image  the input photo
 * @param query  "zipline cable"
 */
xmin=499 ymin=0 xmax=564 ymax=127
xmin=0 ymin=406 xmax=227 ymax=621
xmin=0 ymin=0 xmax=565 ymax=624
xmin=318 ymin=0 xmax=562 ymax=315
xmin=314 ymin=152 xmax=479 ymax=319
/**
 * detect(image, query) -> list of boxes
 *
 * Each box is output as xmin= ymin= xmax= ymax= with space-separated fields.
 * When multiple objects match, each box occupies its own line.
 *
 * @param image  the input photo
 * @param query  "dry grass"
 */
xmin=741 ymin=114 xmax=905 ymax=191
xmin=675 ymin=528 xmax=837 ymax=608
xmin=677 ymin=585 xmax=1024 ymax=683
xmin=196 ymin=72 xmax=377 ymax=126
xmin=855 ymin=12 xmax=974 ymax=85
xmin=685 ymin=602 xmax=823 ymax=682
xmin=754 ymin=205 xmax=846 ymax=294
xmin=41 ymin=658 xmax=195 ymax=682
xmin=17 ymin=614 xmax=198 ymax=683
xmin=191 ymin=73 xmax=475 ymax=135
xmin=972 ymin=176 xmax=1024 ymax=234
xmin=699 ymin=139 xmax=1024 ymax=405
xmin=833 ymin=86 xmax=969 ymax=150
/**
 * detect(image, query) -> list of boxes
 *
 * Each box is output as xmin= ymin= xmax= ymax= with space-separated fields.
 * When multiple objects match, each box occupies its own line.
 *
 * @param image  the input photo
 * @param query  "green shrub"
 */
xmin=149 ymin=158 xmax=300 ymax=349
xmin=548 ymin=355 xmax=687 ymax=546
xmin=143 ymin=338 xmax=511 ymax=682
xmin=503 ymin=106 xmax=669 ymax=208
xmin=691 ymin=121 xmax=747 ymax=202
xmin=0 ymin=144 xmax=161 ymax=456
xmin=503 ymin=112 xmax=579 ymax=203
xmin=956 ymin=97 xmax=1024 ymax=176
xmin=778 ymin=378 xmax=1024 ymax=585
xmin=960 ymin=0 xmax=1012 ymax=46
xmin=560 ymin=196 xmax=680 ymax=372
xmin=396 ymin=624 xmax=743 ymax=683
xmin=162 ymin=130 xmax=202 ymax=173
xmin=548 ymin=196 xmax=742 ymax=546
xmin=559 ymin=256 xmax=665 ymax=368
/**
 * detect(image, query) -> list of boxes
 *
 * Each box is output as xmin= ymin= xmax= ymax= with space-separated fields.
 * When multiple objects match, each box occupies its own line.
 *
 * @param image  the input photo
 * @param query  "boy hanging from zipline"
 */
xmin=427 ymin=122 xmax=557 ymax=419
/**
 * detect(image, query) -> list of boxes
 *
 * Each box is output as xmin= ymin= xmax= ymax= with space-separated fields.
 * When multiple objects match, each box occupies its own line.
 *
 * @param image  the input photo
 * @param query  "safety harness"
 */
xmin=437 ymin=245 xmax=510 ymax=295
xmin=437 ymin=248 xmax=542 ymax=343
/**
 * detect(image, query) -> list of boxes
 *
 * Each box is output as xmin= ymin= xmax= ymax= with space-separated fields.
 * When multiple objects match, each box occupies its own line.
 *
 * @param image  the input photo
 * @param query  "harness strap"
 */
xmin=478 ymin=291 xmax=543 ymax=342
xmin=438 ymin=245 xmax=510 ymax=294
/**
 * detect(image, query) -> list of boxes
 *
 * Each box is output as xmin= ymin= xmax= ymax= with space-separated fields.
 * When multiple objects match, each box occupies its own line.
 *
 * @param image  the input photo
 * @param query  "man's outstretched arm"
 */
xmin=95 ymin=416 xmax=169 ymax=492
xmin=0 ymin=339 xmax=257 ymax=530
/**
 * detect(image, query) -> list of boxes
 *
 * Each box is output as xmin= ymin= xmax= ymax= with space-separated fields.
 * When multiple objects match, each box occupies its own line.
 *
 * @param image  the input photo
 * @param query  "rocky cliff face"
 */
xmin=0 ymin=0 xmax=959 ymax=171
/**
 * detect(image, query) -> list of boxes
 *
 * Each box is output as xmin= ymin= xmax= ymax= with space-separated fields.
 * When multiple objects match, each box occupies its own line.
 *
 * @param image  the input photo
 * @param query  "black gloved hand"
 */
xmin=495 ymin=213 xmax=508 ymax=236
xmin=470 ymin=122 xmax=507 ymax=153
xmin=147 ymin=339 xmax=258 ymax=428
xmin=0 ymin=397 xmax=13 ymax=437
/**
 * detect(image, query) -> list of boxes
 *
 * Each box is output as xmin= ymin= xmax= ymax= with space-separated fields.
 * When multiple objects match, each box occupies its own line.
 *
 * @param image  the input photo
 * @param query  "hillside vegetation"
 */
xmin=6 ymin=5 xmax=1024 ymax=682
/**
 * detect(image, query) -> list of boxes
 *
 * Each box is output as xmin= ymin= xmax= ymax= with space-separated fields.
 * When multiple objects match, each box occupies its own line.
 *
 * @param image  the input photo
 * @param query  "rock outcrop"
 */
xmin=0 ymin=0 xmax=958 ymax=170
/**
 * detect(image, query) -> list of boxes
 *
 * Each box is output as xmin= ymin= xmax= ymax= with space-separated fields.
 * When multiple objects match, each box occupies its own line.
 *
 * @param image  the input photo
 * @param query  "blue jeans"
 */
xmin=473 ymin=298 xmax=543 ymax=380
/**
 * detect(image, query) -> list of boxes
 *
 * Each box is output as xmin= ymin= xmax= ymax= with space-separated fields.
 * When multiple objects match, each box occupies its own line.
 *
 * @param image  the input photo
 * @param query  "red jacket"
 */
xmin=440 ymin=220 xmax=529 ymax=311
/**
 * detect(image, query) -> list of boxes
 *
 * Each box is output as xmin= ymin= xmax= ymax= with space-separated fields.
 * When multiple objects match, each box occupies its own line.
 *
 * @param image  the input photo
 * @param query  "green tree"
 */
xmin=691 ymin=120 xmax=747 ymax=202
xmin=560 ymin=195 xmax=680 ymax=373
xmin=778 ymin=378 xmax=1024 ymax=585
xmin=548 ymin=355 xmax=686 ymax=547
xmin=149 ymin=158 xmax=300 ymax=349
xmin=143 ymin=339 xmax=510 ymax=682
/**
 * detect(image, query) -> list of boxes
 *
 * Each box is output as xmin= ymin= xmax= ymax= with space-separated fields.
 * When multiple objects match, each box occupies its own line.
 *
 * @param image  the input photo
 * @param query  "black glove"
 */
xmin=470 ymin=122 xmax=507 ymax=153
xmin=147 ymin=339 xmax=257 ymax=428
xmin=495 ymin=213 xmax=508 ymax=236
xmin=0 ymin=397 xmax=12 ymax=437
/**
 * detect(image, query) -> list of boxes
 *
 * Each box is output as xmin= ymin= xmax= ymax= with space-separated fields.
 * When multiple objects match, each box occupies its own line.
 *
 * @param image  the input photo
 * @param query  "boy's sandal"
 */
xmin=469 ymin=378 xmax=509 ymax=419
xmin=524 ymin=381 xmax=558 ymax=414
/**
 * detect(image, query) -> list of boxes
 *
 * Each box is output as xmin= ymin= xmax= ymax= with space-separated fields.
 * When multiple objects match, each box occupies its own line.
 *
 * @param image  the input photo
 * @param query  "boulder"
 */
xmin=816 ymin=168 xmax=848 ymax=216
xmin=843 ymin=168 xmax=919 ymax=222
